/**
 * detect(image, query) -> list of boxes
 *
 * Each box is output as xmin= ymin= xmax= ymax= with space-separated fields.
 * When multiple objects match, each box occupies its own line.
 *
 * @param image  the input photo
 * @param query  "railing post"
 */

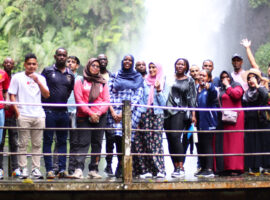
xmin=122 ymin=100 xmax=132 ymax=184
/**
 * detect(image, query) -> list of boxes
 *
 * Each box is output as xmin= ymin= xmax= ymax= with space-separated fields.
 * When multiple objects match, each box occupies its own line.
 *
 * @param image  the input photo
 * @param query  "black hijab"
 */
xmin=219 ymin=70 xmax=242 ymax=101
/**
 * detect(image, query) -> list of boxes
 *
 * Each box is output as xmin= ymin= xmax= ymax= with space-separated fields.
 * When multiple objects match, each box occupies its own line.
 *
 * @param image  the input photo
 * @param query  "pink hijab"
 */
xmin=145 ymin=62 xmax=165 ymax=105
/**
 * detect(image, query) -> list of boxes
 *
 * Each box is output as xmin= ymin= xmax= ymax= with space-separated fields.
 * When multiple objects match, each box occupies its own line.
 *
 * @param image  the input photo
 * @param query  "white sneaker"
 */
xmin=31 ymin=168 xmax=43 ymax=179
xmin=171 ymin=168 xmax=185 ymax=178
xmin=20 ymin=168 xmax=29 ymax=179
xmin=139 ymin=172 xmax=153 ymax=179
xmin=72 ymin=168 xmax=83 ymax=179
xmin=12 ymin=168 xmax=21 ymax=177
xmin=88 ymin=170 xmax=102 ymax=179
xmin=0 ymin=169 xmax=3 ymax=179
xmin=156 ymin=172 xmax=166 ymax=179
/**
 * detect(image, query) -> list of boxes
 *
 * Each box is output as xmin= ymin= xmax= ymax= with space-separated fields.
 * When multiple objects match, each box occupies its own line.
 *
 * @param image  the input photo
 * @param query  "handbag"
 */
xmin=221 ymin=110 xmax=238 ymax=124
xmin=217 ymin=88 xmax=238 ymax=124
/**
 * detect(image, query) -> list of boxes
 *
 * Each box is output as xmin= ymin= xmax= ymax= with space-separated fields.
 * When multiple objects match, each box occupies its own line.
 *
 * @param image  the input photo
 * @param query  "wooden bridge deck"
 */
xmin=0 ymin=173 xmax=270 ymax=191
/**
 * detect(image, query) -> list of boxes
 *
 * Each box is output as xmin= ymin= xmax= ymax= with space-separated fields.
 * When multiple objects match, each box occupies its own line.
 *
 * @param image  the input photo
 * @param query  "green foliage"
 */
xmin=0 ymin=0 xmax=145 ymax=73
xmin=255 ymin=42 xmax=270 ymax=72
xmin=248 ymin=0 xmax=270 ymax=8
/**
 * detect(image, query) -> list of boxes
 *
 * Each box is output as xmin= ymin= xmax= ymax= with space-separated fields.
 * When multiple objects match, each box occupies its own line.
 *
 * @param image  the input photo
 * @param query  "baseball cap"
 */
xmin=232 ymin=53 xmax=243 ymax=60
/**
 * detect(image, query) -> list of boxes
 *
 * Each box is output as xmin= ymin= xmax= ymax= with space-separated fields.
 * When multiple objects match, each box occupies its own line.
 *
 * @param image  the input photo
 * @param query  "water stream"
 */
xmin=135 ymin=0 xmax=233 ymax=79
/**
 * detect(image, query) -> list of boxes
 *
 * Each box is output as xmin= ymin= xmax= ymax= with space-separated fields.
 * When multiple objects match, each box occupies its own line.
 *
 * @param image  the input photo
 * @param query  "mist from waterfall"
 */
xmin=132 ymin=0 xmax=235 ymax=176
xmin=135 ymin=0 xmax=233 ymax=80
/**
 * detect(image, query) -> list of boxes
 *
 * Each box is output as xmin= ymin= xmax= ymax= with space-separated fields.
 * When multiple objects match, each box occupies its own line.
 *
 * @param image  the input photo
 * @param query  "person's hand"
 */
xmin=222 ymin=78 xmax=230 ymax=87
xmin=111 ymin=110 xmax=118 ymax=120
xmin=90 ymin=113 xmax=100 ymax=123
xmin=28 ymin=73 xmax=39 ymax=83
xmin=115 ymin=112 xmax=122 ymax=123
xmin=191 ymin=114 xmax=197 ymax=126
xmin=155 ymin=80 xmax=161 ymax=92
xmin=204 ymin=82 xmax=210 ymax=90
xmin=250 ymin=76 xmax=259 ymax=88
xmin=241 ymin=38 xmax=251 ymax=48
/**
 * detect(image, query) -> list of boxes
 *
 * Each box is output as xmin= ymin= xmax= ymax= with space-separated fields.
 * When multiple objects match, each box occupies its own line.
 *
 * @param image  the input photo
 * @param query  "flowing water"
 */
xmin=135 ymin=0 xmax=233 ymax=79
xmin=102 ymin=0 xmax=246 ymax=178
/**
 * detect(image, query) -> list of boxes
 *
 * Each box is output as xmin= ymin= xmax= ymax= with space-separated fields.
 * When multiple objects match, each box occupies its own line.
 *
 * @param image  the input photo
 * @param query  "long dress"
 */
xmin=243 ymin=87 xmax=268 ymax=171
xmin=221 ymin=85 xmax=244 ymax=171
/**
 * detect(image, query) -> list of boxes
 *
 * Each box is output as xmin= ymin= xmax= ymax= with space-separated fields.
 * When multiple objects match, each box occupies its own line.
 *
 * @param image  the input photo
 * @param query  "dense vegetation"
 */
xmin=0 ymin=0 xmax=145 ymax=72
xmin=248 ymin=0 xmax=270 ymax=72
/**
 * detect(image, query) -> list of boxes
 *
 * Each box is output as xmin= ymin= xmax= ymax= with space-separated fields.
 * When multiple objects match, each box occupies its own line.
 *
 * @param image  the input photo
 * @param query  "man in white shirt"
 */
xmin=231 ymin=54 xmax=248 ymax=91
xmin=8 ymin=53 xmax=50 ymax=179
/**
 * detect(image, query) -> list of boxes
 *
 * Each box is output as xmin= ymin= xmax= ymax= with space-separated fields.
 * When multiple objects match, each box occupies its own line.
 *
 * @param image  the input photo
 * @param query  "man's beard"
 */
xmin=100 ymin=66 xmax=107 ymax=73
xmin=140 ymin=71 xmax=147 ymax=76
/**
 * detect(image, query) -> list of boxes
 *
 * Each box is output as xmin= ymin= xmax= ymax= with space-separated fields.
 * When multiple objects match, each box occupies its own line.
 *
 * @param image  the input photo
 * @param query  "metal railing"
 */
xmin=0 ymin=100 xmax=270 ymax=184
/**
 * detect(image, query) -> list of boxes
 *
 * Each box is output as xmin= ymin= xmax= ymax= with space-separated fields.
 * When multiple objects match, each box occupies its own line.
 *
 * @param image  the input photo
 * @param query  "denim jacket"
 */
xmin=139 ymin=79 xmax=169 ymax=115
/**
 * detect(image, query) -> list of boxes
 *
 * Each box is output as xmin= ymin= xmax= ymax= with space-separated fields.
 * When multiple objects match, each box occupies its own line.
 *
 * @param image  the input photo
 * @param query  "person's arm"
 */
xmin=3 ymin=72 xmax=10 ymax=108
xmin=74 ymin=79 xmax=94 ymax=116
xmin=155 ymin=80 xmax=168 ymax=106
xmin=226 ymin=85 xmax=244 ymax=100
xmin=108 ymin=76 xmax=121 ymax=122
xmin=3 ymin=91 xmax=8 ymax=109
xmin=10 ymin=94 xmax=19 ymax=118
xmin=188 ymin=79 xmax=197 ymax=125
xmin=28 ymin=74 xmax=50 ymax=98
xmin=241 ymin=38 xmax=259 ymax=69
xmin=207 ymin=83 xmax=218 ymax=103
xmin=97 ymin=83 xmax=110 ymax=115
xmin=258 ymin=86 xmax=269 ymax=105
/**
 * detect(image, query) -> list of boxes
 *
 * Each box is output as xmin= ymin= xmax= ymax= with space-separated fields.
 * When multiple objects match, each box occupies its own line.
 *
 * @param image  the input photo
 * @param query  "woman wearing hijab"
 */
xmin=72 ymin=58 xmax=109 ymax=179
xmin=107 ymin=54 xmax=144 ymax=178
xmin=242 ymin=69 xmax=269 ymax=176
xmin=133 ymin=62 xmax=168 ymax=179
xmin=219 ymin=71 xmax=244 ymax=176
xmin=164 ymin=58 xmax=197 ymax=178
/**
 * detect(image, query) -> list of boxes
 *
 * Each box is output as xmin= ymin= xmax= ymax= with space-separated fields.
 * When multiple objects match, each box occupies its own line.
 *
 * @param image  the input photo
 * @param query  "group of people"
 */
xmin=0 ymin=38 xmax=270 ymax=180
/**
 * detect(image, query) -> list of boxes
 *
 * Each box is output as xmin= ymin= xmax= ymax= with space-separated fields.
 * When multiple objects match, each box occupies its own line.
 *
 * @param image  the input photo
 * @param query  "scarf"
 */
xmin=243 ymin=87 xmax=259 ymax=103
xmin=219 ymin=70 xmax=242 ymax=104
xmin=145 ymin=62 xmax=165 ymax=105
xmin=113 ymin=54 xmax=144 ymax=91
xmin=83 ymin=58 xmax=106 ymax=103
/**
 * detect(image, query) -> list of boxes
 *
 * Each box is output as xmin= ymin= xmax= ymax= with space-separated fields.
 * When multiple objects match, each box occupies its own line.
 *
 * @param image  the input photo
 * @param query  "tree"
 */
xmin=0 ymin=0 xmax=145 ymax=73
xmin=255 ymin=43 xmax=270 ymax=72
xmin=248 ymin=0 xmax=270 ymax=8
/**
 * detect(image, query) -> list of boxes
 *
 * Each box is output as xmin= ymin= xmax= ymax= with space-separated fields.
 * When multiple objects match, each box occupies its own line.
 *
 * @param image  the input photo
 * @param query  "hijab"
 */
xmin=219 ymin=70 xmax=242 ymax=101
xmin=113 ymin=54 xmax=144 ymax=91
xmin=145 ymin=62 xmax=165 ymax=105
xmin=83 ymin=58 xmax=106 ymax=103
xmin=243 ymin=73 xmax=261 ymax=103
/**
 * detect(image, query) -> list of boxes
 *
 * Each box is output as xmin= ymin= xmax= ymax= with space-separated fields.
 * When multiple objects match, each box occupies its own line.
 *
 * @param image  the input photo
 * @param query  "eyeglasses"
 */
xmin=91 ymin=64 xmax=100 ymax=68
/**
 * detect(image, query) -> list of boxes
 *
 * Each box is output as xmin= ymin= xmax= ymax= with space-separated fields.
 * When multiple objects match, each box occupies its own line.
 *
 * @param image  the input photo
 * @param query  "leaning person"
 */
xmin=8 ymin=53 xmax=50 ymax=179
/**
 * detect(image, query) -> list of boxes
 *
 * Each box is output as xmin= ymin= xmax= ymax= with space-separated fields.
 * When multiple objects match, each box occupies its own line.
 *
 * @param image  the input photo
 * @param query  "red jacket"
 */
xmin=74 ymin=79 xmax=110 ymax=117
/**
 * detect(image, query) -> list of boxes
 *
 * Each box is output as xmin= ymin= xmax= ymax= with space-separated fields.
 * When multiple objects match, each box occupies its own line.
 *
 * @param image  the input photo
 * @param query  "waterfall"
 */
xmin=135 ymin=0 xmax=233 ymax=79
xmin=133 ymin=0 xmax=236 ymax=176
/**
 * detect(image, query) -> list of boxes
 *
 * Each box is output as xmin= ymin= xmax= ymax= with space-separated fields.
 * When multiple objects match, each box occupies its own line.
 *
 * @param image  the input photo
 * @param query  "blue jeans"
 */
xmin=43 ymin=110 xmax=69 ymax=172
xmin=0 ymin=109 xmax=4 ymax=145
